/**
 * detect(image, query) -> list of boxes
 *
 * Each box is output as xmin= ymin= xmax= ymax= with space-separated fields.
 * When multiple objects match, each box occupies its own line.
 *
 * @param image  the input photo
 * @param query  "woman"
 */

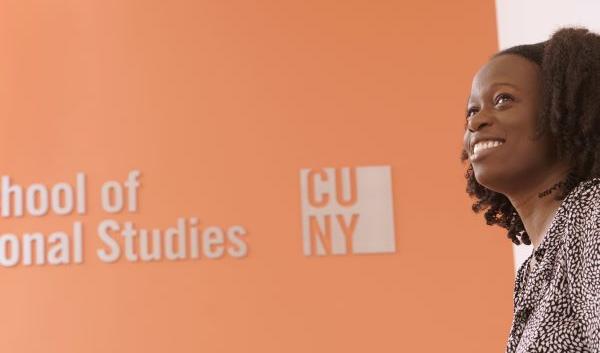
xmin=461 ymin=27 xmax=600 ymax=352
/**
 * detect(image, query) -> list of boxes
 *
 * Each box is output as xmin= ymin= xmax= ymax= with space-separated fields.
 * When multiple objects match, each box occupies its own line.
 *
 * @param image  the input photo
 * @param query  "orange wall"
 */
xmin=0 ymin=1 xmax=511 ymax=352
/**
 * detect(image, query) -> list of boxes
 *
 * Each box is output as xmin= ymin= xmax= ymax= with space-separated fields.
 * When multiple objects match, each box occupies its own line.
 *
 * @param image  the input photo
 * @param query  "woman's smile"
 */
xmin=470 ymin=140 xmax=505 ymax=161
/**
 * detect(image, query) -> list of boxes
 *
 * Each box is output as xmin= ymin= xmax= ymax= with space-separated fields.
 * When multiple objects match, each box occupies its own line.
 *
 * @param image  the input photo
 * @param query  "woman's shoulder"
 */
xmin=565 ymin=177 xmax=600 ymax=216
xmin=563 ymin=177 xmax=600 ymax=248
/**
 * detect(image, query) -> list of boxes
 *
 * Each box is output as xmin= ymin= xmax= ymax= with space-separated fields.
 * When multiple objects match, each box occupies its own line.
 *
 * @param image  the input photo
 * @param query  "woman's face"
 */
xmin=463 ymin=54 xmax=560 ymax=194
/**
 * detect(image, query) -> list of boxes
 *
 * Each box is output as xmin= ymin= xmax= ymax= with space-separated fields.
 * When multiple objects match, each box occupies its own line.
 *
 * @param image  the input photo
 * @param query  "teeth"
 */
xmin=473 ymin=140 xmax=504 ymax=154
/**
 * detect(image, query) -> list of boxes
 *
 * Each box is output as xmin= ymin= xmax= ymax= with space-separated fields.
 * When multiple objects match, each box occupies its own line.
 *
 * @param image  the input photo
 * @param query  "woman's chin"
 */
xmin=473 ymin=167 xmax=508 ymax=193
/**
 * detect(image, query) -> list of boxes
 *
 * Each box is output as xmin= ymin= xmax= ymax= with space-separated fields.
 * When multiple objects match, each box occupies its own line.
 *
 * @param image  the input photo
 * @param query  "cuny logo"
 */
xmin=299 ymin=166 xmax=396 ymax=256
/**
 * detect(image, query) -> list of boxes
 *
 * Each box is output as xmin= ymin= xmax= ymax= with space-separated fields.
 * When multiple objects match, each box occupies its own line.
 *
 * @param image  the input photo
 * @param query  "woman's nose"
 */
xmin=467 ymin=111 xmax=492 ymax=132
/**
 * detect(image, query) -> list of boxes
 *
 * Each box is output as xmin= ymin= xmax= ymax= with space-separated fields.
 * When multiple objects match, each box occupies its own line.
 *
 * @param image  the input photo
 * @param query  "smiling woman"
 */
xmin=459 ymin=27 xmax=600 ymax=352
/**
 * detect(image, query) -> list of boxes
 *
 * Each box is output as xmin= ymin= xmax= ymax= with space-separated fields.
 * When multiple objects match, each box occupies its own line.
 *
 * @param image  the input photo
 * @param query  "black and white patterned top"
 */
xmin=506 ymin=177 xmax=600 ymax=353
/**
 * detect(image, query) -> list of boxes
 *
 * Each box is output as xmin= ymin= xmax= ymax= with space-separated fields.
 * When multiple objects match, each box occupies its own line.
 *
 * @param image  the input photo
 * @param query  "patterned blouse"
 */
xmin=506 ymin=177 xmax=600 ymax=353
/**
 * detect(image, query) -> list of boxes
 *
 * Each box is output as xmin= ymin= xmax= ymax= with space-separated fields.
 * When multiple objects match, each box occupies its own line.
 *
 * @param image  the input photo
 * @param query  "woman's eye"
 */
xmin=466 ymin=107 xmax=478 ymax=119
xmin=495 ymin=93 xmax=513 ymax=105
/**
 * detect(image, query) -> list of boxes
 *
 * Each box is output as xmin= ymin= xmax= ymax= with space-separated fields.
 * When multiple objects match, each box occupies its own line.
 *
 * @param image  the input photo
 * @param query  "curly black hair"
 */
xmin=460 ymin=27 xmax=600 ymax=246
